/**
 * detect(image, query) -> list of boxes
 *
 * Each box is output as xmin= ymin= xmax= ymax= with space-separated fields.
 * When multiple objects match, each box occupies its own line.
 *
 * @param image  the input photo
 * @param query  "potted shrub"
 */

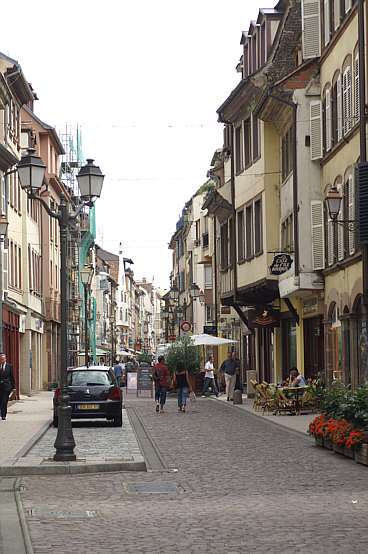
xmin=165 ymin=335 xmax=201 ymax=391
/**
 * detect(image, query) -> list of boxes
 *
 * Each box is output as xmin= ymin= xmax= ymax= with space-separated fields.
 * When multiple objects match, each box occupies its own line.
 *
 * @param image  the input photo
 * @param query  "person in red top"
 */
xmin=153 ymin=356 xmax=171 ymax=413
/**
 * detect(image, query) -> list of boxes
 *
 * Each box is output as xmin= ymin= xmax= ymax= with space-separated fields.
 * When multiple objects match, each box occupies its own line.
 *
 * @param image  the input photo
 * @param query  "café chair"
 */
xmin=250 ymin=379 xmax=261 ymax=411
xmin=256 ymin=383 xmax=276 ymax=415
xmin=275 ymin=387 xmax=297 ymax=416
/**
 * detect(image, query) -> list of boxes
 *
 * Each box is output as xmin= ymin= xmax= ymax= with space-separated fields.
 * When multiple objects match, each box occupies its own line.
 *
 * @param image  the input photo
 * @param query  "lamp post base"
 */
xmin=53 ymin=393 xmax=76 ymax=462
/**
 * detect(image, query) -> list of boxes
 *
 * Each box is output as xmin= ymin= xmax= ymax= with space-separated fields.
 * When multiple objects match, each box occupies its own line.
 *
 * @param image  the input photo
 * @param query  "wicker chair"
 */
xmin=275 ymin=387 xmax=297 ymax=415
xmin=256 ymin=383 xmax=277 ymax=415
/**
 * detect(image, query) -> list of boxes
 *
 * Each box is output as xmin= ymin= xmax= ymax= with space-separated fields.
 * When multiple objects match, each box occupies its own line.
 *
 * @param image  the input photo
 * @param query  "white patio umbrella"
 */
xmin=190 ymin=334 xmax=238 ymax=346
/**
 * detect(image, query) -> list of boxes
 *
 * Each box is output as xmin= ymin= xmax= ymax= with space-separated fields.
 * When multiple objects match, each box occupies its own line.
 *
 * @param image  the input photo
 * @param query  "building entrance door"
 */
xmin=303 ymin=316 xmax=324 ymax=379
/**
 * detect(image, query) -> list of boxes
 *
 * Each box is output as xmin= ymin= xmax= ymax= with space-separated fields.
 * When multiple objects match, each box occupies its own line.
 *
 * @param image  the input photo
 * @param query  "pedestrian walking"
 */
xmin=0 ymin=353 xmax=16 ymax=421
xmin=219 ymin=352 xmax=238 ymax=402
xmin=201 ymin=356 xmax=219 ymax=397
xmin=173 ymin=361 xmax=193 ymax=413
xmin=113 ymin=360 xmax=123 ymax=387
xmin=153 ymin=356 xmax=171 ymax=413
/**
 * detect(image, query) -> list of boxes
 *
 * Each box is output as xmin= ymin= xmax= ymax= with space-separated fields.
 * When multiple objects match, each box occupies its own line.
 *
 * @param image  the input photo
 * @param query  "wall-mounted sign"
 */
xmin=221 ymin=306 xmax=231 ymax=314
xmin=203 ymin=325 xmax=217 ymax=336
xmin=248 ymin=307 xmax=280 ymax=328
xmin=269 ymin=254 xmax=293 ymax=275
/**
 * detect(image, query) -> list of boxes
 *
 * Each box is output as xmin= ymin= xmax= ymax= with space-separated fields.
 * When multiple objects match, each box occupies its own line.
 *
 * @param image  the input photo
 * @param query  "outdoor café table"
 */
xmin=279 ymin=385 xmax=310 ymax=414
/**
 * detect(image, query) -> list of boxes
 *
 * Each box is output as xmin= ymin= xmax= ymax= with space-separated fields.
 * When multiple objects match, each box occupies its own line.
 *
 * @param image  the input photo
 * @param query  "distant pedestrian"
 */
xmin=0 ymin=353 xmax=16 ymax=421
xmin=201 ymin=356 xmax=219 ymax=398
xmin=219 ymin=352 xmax=238 ymax=401
xmin=113 ymin=360 xmax=123 ymax=387
xmin=173 ymin=361 xmax=193 ymax=413
xmin=153 ymin=356 xmax=171 ymax=413
xmin=232 ymin=352 xmax=242 ymax=391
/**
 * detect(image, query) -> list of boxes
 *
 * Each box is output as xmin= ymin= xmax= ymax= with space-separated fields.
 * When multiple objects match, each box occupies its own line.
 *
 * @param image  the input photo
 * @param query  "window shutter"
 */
xmin=302 ymin=0 xmax=321 ymax=59
xmin=354 ymin=55 xmax=360 ymax=124
xmin=311 ymin=201 xmax=325 ymax=270
xmin=326 ymin=88 xmax=332 ymax=151
xmin=348 ymin=173 xmax=355 ymax=254
xmin=310 ymin=101 xmax=323 ymax=160
xmin=343 ymin=67 xmax=352 ymax=135
xmin=334 ymin=0 xmax=340 ymax=29
xmin=2 ymin=247 xmax=8 ymax=301
xmin=327 ymin=215 xmax=334 ymax=266
xmin=337 ymin=74 xmax=342 ymax=141
xmin=337 ymin=184 xmax=344 ymax=260
xmin=324 ymin=0 xmax=330 ymax=45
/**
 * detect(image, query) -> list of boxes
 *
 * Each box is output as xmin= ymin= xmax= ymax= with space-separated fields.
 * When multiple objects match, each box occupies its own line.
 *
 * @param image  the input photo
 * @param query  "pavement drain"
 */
xmin=0 ymin=486 xmax=24 ymax=493
xmin=127 ymin=482 xmax=183 ymax=494
xmin=27 ymin=509 xmax=99 ymax=518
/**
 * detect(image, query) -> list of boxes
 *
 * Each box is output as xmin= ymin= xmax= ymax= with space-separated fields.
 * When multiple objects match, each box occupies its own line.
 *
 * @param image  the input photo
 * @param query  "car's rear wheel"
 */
xmin=113 ymin=413 xmax=122 ymax=427
xmin=53 ymin=412 xmax=58 ymax=427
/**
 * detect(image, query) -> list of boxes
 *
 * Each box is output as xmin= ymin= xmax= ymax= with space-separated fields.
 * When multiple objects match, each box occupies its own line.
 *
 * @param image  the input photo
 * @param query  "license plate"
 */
xmin=78 ymin=404 xmax=99 ymax=410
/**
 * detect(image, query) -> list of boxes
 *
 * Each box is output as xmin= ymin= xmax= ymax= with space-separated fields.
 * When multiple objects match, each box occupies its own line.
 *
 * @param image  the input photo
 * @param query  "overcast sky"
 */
xmin=2 ymin=0 xmax=276 ymax=289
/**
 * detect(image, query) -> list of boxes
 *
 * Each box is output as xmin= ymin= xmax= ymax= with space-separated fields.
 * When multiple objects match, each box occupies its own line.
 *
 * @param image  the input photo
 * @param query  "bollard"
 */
xmin=233 ymin=389 xmax=243 ymax=404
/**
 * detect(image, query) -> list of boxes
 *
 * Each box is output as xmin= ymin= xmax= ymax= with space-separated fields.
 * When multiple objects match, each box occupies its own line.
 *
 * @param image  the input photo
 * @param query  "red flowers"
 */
xmin=308 ymin=415 xmax=368 ymax=450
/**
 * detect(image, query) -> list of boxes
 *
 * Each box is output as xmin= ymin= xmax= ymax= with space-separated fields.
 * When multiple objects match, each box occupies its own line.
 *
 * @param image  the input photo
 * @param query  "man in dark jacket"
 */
xmin=220 ymin=352 xmax=238 ymax=401
xmin=0 ymin=353 xmax=16 ymax=420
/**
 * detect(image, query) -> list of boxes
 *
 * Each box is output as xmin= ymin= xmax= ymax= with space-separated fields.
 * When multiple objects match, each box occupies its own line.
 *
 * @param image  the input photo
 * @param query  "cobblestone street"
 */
xmin=19 ymin=397 xmax=368 ymax=553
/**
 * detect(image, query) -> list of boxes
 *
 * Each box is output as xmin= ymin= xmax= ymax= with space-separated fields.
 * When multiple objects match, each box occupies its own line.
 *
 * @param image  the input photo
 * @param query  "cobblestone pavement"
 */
xmin=26 ymin=411 xmax=142 ymax=460
xmin=19 ymin=396 xmax=368 ymax=554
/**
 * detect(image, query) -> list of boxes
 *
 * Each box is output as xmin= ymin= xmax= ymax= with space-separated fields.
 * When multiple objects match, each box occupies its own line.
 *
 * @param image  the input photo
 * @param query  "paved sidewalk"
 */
xmin=213 ymin=393 xmax=317 ymax=435
xmin=0 ymin=392 xmax=53 ymax=464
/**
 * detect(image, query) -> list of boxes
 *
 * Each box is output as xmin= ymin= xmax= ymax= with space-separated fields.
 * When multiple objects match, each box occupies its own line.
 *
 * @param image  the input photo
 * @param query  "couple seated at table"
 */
xmin=281 ymin=367 xmax=307 ymax=388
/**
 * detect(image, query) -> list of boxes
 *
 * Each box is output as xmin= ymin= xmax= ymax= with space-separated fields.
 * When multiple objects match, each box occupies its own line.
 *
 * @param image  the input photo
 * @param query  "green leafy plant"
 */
xmin=136 ymin=352 xmax=152 ymax=365
xmin=164 ymin=335 xmax=201 ymax=375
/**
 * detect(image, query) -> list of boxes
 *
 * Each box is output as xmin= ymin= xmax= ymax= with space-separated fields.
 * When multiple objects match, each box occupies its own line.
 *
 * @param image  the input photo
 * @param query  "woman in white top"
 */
xmin=201 ymin=356 xmax=219 ymax=397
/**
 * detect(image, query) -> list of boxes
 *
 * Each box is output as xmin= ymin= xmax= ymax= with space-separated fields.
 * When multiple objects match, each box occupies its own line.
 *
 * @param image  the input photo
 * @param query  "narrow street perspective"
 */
xmin=1 ymin=0 xmax=368 ymax=552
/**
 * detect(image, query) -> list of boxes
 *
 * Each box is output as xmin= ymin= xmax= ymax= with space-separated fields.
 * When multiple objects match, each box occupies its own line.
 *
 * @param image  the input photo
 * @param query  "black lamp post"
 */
xmin=80 ymin=264 xmax=94 ymax=368
xmin=18 ymin=150 xmax=104 ymax=461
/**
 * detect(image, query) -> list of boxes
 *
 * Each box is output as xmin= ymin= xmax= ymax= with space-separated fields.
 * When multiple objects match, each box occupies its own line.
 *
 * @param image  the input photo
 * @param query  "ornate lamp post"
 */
xmin=18 ymin=150 xmax=104 ymax=461
xmin=80 ymin=264 xmax=94 ymax=368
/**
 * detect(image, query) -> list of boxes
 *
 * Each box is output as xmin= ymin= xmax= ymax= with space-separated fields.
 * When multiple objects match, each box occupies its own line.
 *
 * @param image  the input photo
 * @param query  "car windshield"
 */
xmin=67 ymin=370 xmax=113 ymax=386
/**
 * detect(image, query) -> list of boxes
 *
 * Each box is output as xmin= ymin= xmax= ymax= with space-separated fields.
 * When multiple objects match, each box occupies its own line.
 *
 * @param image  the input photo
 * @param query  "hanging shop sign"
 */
xmin=269 ymin=254 xmax=293 ymax=275
xmin=248 ymin=307 xmax=280 ymax=328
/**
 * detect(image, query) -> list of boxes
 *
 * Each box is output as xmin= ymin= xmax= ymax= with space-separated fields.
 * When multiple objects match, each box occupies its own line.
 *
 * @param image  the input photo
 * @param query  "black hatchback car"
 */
xmin=53 ymin=366 xmax=122 ymax=427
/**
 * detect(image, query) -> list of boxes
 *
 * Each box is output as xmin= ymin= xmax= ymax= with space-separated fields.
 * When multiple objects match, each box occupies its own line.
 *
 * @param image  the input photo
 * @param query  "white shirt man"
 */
xmin=201 ymin=356 xmax=219 ymax=398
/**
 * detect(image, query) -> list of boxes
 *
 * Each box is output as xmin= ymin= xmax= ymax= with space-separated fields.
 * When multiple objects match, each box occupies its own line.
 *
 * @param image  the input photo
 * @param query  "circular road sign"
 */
xmin=180 ymin=321 xmax=192 ymax=333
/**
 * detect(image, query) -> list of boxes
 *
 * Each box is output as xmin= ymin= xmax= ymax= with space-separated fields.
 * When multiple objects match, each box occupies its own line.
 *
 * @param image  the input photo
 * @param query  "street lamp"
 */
xmin=326 ymin=185 xmax=342 ymax=221
xmin=190 ymin=283 xmax=200 ymax=299
xmin=325 ymin=184 xmax=358 ymax=231
xmin=80 ymin=264 xmax=94 ymax=368
xmin=109 ymin=310 xmax=116 ymax=366
xmin=18 ymin=149 xmax=105 ymax=462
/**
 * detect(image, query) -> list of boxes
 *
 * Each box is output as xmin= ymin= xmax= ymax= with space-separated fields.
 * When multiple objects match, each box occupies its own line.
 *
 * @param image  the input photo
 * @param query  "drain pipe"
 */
xmin=358 ymin=0 xmax=368 ymax=309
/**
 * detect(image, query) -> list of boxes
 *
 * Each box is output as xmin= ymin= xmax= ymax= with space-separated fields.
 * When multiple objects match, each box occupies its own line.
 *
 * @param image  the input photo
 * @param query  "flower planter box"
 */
xmin=324 ymin=438 xmax=334 ymax=450
xmin=355 ymin=444 xmax=368 ymax=466
xmin=333 ymin=443 xmax=345 ymax=455
xmin=344 ymin=447 xmax=354 ymax=459
xmin=315 ymin=436 xmax=324 ymax=447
